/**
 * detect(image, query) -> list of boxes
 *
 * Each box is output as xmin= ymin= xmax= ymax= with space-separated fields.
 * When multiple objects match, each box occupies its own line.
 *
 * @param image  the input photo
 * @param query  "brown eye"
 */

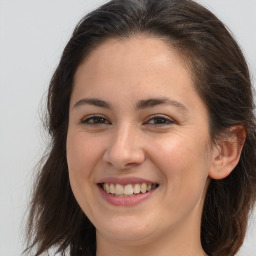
xmin=146 ymin=114 xmax=175 ymax=126
xmin=81 ymin=115 xmax=111 ymax=126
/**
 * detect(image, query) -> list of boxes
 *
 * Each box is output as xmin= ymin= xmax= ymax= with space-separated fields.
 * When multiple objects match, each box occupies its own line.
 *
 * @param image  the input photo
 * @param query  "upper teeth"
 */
xmin=102 ymin=183 xmax=157 ymax=196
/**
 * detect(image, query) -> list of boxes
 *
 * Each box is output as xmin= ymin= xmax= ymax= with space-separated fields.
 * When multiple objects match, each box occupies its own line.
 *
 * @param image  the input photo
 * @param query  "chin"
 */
xmin=95 ymin=217 xmax=155 ymax=244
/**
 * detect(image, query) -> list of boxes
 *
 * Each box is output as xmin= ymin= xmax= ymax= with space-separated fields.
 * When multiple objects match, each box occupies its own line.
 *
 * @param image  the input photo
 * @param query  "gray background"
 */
xmin=0 ymin=0 xmax=255 ymax=255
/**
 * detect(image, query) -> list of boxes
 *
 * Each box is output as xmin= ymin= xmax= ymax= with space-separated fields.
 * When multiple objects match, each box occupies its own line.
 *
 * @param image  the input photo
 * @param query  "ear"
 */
xmin=209 ymin=125 xmax=246 ymax=180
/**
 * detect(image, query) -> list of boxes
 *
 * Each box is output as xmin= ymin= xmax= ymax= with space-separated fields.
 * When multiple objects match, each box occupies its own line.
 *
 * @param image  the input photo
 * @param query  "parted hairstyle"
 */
xmin=25 ymin=0 xmax=256 ymax=255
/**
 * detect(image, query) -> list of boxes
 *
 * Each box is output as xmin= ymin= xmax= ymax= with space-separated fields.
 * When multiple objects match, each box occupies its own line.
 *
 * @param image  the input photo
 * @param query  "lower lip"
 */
xmin=98 ymin=185 xmax=157 ymax=206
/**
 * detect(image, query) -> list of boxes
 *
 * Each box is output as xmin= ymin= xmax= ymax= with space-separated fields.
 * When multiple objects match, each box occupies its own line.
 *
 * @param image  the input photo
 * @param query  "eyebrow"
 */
xmin=73 ymin=97 xmax=188 ymax=112
xmin=73 ymin=98 xmax=111 ymax=109
xmin=136 ymin=97 xmax=188 ymax=112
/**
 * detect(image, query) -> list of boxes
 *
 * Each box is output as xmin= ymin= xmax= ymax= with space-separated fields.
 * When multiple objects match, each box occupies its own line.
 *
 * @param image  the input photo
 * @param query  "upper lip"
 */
xmin=97 ymin=177 xmax=158 ymax=185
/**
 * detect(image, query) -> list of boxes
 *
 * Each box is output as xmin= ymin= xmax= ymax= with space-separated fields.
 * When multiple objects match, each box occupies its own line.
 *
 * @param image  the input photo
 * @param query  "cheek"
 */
xmin=66 ymin=131 xmax=105 ymax=214
xmin=67 ymin=131 xmax=103 ymax=178
xmin=148 ymin=135 xmax=194 ymax=170
xmin=66 ymin=131 xmax=102 ymax=204
xmin=153 ymin=136 xmax=210 ymax=217
xmin=148 ymin=133 xmax=210 ymax=192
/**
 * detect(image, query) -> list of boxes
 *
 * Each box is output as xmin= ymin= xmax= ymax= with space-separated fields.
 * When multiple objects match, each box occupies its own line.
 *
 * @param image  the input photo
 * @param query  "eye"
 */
xmin=145 ymin=114 xmax=175 ymax=126
xmin=81 ymin=114 xmax=111 ymax=126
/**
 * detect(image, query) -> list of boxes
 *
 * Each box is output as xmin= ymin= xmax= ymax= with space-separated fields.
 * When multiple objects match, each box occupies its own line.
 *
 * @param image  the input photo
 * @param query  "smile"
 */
xmin=100 ymin=183 xmax=158 ymax=197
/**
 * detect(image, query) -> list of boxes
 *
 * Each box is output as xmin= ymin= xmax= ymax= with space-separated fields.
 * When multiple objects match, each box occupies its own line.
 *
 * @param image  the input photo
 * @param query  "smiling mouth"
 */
xmin=99 ymin=183 xmax=159 ymax=197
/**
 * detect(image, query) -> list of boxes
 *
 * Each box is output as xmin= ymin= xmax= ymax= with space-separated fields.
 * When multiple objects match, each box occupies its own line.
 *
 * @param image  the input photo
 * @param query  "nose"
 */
xmin=103 ymin=125 xmax=145 ymax=170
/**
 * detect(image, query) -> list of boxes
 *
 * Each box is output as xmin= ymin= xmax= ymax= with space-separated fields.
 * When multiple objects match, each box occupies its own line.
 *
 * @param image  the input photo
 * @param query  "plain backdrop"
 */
xmin=0 ymin=1 xmax=255 ymax=255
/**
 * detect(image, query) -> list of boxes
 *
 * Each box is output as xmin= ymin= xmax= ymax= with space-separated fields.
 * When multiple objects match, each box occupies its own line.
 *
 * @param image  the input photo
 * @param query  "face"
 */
xmin=67 ymin=37 xmax=216 ymax=247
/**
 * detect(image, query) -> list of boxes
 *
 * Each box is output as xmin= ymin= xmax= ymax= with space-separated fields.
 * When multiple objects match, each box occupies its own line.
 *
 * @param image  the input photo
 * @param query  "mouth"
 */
xmin=98 ymin=183 xmax=159 ymax=197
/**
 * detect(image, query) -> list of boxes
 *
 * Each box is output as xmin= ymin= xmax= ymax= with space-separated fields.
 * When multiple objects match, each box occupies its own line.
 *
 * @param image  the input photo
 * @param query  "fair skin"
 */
xmin=66 ymin=36 xmax=243 ymax=256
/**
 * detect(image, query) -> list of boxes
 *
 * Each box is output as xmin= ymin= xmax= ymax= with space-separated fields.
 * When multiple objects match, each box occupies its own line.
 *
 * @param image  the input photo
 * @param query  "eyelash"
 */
xmin=80 ymin=114 xmax=175 ymax=127
xmin=80 ymin=115 xmax=111 ymax=126
xmin=144 ymin=114 xmax=175 ymax=126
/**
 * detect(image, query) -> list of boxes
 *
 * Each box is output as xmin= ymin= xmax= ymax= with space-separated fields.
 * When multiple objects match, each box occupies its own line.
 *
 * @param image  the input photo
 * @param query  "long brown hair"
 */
xmin=25 ymin=0 xmax=256 ymax=255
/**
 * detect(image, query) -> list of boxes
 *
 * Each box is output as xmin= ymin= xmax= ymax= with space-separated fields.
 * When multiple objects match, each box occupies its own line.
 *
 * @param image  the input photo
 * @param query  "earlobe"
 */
xmin=209 ymin=125 xmax=246 ymax=180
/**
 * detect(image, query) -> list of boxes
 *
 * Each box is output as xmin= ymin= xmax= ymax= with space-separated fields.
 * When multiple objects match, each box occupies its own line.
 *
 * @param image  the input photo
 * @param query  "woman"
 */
xmin=25 ymin=0 xmax=256 ymax=255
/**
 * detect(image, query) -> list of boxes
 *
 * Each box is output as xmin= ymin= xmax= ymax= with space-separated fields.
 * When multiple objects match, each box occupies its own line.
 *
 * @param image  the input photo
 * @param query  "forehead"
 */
xmin=72 ymin=36 xmax=205 ymax=110
xmin=73 ymin=36 xmax=193 ymax=91
xmin=85 ymin=36 xmax=179 ymax=64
